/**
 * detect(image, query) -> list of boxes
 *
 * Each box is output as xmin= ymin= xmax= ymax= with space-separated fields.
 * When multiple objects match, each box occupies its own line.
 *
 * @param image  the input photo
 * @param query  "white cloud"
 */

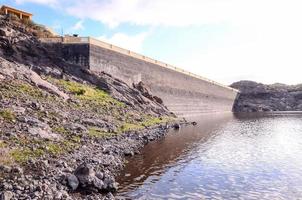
xmin=98 ymin=32 xmax=149 ymax=52
xmin=14 ymin=0 xmax=58 ymax=6
xmin=65 ymin=0 xmax=300 ymax=28
xmin=71 ymin=20 xmax=84 ymax=31
xmin=12 ymin=0 xmax=302 ymax=84
xmin=66 ymin=0 xmax=235 ymax=28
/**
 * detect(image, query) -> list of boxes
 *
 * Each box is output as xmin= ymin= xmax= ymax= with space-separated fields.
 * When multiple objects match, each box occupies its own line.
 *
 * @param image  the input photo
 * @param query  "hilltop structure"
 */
xmin=0 ymin=5 xmax=32 ymax=20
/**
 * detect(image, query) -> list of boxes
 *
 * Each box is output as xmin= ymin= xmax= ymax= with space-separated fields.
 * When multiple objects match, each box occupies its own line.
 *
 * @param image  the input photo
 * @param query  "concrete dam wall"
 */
xmin=41 ymin=37 xmax=239 ymax=118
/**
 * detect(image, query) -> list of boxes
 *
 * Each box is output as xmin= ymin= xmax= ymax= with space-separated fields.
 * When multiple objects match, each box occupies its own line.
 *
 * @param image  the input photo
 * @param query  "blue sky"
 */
xmin=1 ymin=0 xmax=302 ymax=85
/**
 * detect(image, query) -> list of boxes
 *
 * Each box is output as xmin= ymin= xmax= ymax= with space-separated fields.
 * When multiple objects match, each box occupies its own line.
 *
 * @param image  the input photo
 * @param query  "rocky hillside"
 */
xmin=230 ymin=80 xmax=302 ymax=112
xmin=0 ymin=14 xmax=185 ymax=200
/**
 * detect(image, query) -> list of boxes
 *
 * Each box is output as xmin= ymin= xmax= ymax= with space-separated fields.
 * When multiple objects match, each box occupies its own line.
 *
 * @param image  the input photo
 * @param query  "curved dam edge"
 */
xmin=41 ymin=37 xmax=239 ymax=118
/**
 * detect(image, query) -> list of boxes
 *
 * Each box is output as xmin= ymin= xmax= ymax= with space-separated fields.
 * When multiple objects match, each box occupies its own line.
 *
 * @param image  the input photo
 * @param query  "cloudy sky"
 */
xmin=2 ymin=0 xmax=302 ymax=85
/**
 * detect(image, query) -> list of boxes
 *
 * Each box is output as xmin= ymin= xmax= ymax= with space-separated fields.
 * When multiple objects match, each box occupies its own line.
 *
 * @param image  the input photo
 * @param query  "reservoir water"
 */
xmin=116 ymin=113 xmax=302 ymax=199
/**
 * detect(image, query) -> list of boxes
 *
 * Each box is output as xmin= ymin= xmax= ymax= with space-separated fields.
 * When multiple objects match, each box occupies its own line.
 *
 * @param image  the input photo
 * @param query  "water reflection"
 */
xmin=116 ymin=113 xmax=302 ymax=199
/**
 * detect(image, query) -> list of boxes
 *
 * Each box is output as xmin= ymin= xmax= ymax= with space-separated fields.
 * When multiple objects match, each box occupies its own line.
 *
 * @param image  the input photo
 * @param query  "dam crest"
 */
xmin=41 ymin=36 xmax=239 ymax=118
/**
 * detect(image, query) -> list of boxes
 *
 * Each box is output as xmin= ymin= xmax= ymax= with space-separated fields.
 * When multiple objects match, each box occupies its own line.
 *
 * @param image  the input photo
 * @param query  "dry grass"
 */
xmin=0 ymin=141 xmax=14 ymax=166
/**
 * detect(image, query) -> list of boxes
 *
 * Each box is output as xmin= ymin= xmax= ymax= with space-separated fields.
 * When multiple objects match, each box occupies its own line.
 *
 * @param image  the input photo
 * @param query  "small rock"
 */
xmin=173 ymin=123 xmax=181 ymax=129
xmin=103 ymin=177 xmax=118 ymax=192
xmin=54 ymin=191 xmax=63 ymax=200
xmin=81 ymin=119 xmax=108 ymax=128
xmin=31 ymin=102 xmax=41 ymax=110
xmin=11 ymin=166 xmax=23 ymax=174
xmin=192 ymin=121 xmax=197 ymax=126
xmin=74 ymin=163 xmax=95 ymax=185
xmin=1 ymin=183 xmax=12 ymax=190
xmin=0 ymin=191 xmax=13 ymax=200
xmin=0 ymin=165 xmax=11 ymax=173
xmin=11 ymin=106 xmax=26 ymax=114
xmin=124 ymin=150 xmax=134 ymax=156
xmin=93 ymin=178 xmax=104 ymax=190
xmin=96 ymin=172 xmax=104 ymax=180
xmin=65 ymin=123 xmax=87 ymax=133
xmin=67 ymin=174 xmax=79 ymax=191
xmin=28 ymin=127 xmax=61 ymax=140
xmin=153 ymin=96 xmax=163 ymax=104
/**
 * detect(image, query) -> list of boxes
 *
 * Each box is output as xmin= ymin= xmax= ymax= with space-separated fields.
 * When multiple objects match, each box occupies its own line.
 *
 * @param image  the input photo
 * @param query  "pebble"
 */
xmin=0 ymin=191 xmax=13 ymax=200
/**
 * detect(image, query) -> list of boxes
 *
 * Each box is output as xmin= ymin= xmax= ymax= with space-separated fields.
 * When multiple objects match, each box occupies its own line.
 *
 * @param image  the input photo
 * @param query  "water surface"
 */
xmin=116 ymin=113 xmax=302 ymax=199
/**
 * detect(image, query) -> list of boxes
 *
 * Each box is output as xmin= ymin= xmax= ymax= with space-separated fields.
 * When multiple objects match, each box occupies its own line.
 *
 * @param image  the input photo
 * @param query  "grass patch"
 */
xmin=0 ymin=142 xmax=14 ymax=167
xmin=0 ymin=81 xmax=48 ymax=101
xmin=0 ymin=109 xmax=16 ymax=122
xmin=117 ymin=116 xmax=175 ymax=133
xmin=18 ymin=83 xmax=43 ymax=98
xmin=10 ymin=148 xmax=45 ymax=164
xmin=9 ymin=137 xmax=80 ymax=164
xmin=46 ymin=143 xmax=63 ymax=155
xmin=141 ymin=116 xmax=175 ymax=127
xmin=118 ymin=123 xmax=144 ymax=133
xmin=52 ymin=126 xmax=70 ymax=135
xmin=62 ymin=140 xmax=79 ymax=152
xmin=88 ymin=127 xmax=114 ymax=138
xmin=71 ymin=136 xmax=81 ymax=143
xmin=50 ymin=79 xmax=124 ymax=107
xmin=0 ymin=141 xmax=6 ymax=148
xmin=0 ymin=146 xmax=14 ymax=166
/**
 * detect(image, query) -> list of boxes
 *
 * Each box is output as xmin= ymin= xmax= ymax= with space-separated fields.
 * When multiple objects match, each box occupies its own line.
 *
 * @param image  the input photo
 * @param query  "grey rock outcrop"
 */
xmin=231 ymin=80 xmax=302 ymax=112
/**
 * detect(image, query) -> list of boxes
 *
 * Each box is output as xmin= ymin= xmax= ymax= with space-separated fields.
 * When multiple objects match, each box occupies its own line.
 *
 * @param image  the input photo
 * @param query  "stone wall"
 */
xmin=60 ymin=43 xmax=238 ymax=118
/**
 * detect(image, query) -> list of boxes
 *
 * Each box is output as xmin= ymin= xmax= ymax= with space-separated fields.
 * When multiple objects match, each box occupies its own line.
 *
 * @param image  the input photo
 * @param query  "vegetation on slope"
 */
xmin=0 ymin=77 xmax=175 ymax=166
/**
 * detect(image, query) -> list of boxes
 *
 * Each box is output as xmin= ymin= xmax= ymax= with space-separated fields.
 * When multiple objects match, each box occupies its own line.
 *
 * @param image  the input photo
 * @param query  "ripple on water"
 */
xmin=116 ymin=113 xmax=302 ymax=200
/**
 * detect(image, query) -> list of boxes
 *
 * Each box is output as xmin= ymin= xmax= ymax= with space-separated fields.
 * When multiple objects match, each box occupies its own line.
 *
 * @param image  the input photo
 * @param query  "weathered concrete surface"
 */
xmin=62 ymin=44 xmax=90 ymax=68
xmin=61 ymin=43 xmax=238 ymax=118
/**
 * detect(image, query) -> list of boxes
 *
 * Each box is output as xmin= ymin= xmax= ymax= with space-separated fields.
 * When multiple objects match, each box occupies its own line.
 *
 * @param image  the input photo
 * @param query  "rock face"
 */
xmin=133 ymin=81 xmax=164 ymax=104
xmin=230 ymin=81 xmax=302 ymax=112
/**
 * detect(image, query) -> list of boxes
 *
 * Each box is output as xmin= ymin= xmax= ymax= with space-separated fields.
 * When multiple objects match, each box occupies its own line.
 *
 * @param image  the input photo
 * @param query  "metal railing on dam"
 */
xmin=40 ymin=36 xmax=238 ymax=93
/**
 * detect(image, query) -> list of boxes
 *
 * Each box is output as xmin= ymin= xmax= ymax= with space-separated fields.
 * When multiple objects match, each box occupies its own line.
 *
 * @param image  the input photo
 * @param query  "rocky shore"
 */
xmin=0 ymin=14 xmax=191 ymax=199
xmin=231 ymin=81 xmax=302 ymax=112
